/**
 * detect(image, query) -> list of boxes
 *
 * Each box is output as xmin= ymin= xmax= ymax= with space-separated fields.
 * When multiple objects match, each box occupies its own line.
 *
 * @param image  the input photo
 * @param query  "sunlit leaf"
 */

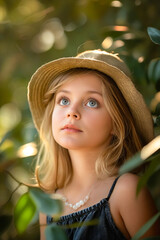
xmin=0 ymin=215 xmax=12 ymax=234
xmin=29 ymin=188 xmax=63 ymax=216
xmin=131 ymin=212 xmax=160 ymax=240
xmin=14 ymin=192 xmax=37 ymax=234
xmin=148 ymin=27 xmax=160 ymax=45
xmin=45 ymin=224 xmax=68 ymax=240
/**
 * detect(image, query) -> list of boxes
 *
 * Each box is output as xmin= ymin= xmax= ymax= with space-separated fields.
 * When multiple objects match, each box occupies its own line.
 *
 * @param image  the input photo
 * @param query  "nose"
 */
xmin=67 ymin=108 xmax=81 ymax=120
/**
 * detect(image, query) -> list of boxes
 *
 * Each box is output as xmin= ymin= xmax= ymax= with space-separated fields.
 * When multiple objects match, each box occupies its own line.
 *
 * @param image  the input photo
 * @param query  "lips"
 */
xmin=61 ymin=124 xmax=82 ymax=132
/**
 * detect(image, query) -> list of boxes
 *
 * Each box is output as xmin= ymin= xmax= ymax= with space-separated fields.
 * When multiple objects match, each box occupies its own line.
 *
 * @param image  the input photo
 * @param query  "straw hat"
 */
xmin=28 ymin=49 xmax=154 ymax=143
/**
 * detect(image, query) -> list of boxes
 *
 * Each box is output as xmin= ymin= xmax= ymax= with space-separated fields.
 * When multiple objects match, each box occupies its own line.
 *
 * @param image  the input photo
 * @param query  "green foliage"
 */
xmin=148 ymin=59 xmax=160 ymax=84
xmin=14 ymin=192 xmax=37 ymax=234
xmin=148 ymin=27 xmax=160 ymax=45
xmin=29 ymin=187 xmax=63 ymax=216
xmin=136 ymin=156 xmax=160 ymax=195
xmin=45 ymin=224 xmax=68 ymax=240
xmin=13 ymin=187 xmax=64 ymax=236
xmin=119 ymin=152 xmax=142 ymax=174
xmin=120 ymin=25 xmax=160 ymax=239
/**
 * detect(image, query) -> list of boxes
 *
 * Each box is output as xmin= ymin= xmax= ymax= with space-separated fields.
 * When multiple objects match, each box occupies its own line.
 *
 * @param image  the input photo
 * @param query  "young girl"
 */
xmin=28 ymin=50 xmax=160 ymax=239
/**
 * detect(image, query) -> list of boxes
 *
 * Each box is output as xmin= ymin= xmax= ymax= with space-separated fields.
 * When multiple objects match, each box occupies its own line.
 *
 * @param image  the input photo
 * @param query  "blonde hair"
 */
xmin=35 ymin=68 xmax=144 ymax=192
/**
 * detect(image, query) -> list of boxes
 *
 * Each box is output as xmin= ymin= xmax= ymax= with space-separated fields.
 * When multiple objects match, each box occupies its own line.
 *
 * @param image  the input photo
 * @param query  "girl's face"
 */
xmin=52 ymin=72 xmax=113 ymax=152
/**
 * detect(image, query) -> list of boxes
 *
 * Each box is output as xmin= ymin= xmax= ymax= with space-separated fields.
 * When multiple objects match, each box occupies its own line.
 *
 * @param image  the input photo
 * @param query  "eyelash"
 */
xmin=86 ymin=98 xmax=99 ymax=108
xmin=56 ymin=96 xmax=100 ymax=108
xmin=57 ymin=96 xmax=69 ymax=105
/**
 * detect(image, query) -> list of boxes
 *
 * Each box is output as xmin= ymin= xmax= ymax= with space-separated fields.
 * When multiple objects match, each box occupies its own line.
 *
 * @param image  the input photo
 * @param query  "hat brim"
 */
xmin=28 ymin=56 xmax=154 ymax=143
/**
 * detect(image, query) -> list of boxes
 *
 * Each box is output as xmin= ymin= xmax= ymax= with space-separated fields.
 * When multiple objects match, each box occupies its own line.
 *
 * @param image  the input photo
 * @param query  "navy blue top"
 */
xmin=47 ymin=177 xmax=127 ymax=240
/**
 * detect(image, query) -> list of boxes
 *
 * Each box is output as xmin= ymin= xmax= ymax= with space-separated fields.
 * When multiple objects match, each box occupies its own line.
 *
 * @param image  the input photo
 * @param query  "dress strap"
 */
xmin=106 ymin=176 xmax=120 ymax=201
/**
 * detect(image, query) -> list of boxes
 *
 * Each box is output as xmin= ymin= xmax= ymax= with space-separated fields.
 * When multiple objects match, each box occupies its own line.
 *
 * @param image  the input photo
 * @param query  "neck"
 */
xmin=61 ymin=148 xmax=108 ymax=211
xmin=68 ymin=149 xmax=101 ymax=190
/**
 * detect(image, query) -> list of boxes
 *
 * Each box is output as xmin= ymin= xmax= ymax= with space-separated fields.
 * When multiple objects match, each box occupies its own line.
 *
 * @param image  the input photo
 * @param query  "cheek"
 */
xmin=94 ymin=113 xmax=113 ymax=140
xmin=98 ymin=116 xmax=113 ymax=142
xmin=52 ymin=107 xmax=64 ymax=122
xmin=90 ymin=111 xmax=112 ymax=129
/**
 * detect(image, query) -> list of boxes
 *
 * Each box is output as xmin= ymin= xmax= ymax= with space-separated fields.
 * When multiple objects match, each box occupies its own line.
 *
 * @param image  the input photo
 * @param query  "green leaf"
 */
xmin=137 ymin=156 xmax=160 ymax=195
xmin=0 ymin=130 xmax=12 ymax=147
xmin=29 ymin=188 xmax=63 ymax=216
xmin=147 ymin=27 xmax=160 ymax=45
xmin=148 ymin=59 xmax=156 ymax=81
xmin=14 ymin=192 xmax=37 ymax=234
xmin=119 ymin=153 xmax=142 ymax=175
xmin=120 ymin=136 xmax=160 ymax=175
xmin=45 ymin=224 xmax=68 ymax=240
xmin=131 ymin=212 xmax=160 ymax=240
xmin=0 ymin=215 xmax=12 ymax=234
xmin=154 ymin=61 xmax=160 ymax=83
xmin=148 ymin=58 xmax=160 ymax=83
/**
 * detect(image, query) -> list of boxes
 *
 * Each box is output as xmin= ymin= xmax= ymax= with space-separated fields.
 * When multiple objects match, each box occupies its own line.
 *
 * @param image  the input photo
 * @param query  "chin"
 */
xmin=58 ymin=141 xmax=84 ymax=150
xmin=62 ymin=145 xmax=83 ymax=150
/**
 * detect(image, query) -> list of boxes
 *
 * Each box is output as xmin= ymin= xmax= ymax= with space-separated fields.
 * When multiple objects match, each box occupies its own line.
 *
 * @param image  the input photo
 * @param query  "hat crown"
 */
xmin=76 ymin=49 xmax=131 ymax=78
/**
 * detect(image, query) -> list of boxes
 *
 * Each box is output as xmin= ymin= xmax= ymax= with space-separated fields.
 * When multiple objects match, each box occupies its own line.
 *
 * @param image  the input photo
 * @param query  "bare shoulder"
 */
xmin=113 ymin=173 xmax=160 ymax=238
xmin=111 ymin=173 xmax=142 ymax=202
xmin=115 ymin=173 xmax=156 ymax=215
xmin=116 ymin=173 xmax=139 ymax=191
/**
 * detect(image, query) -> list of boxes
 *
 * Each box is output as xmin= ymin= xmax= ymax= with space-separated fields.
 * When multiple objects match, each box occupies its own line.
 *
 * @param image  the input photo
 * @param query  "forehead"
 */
xmin=57 ymin=72 xmax=103 ymax=92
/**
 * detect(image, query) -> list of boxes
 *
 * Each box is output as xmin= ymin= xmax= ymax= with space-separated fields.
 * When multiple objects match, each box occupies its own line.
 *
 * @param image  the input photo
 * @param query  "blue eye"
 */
xmin=86 ymin=99 xmax=98 ymax=108
xmin=59 ymin=98 xmax=70 ymax=106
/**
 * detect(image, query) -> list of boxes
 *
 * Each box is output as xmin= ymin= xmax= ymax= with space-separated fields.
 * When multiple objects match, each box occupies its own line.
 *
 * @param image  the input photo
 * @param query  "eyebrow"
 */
xmin=57 ymin=90 xmax=102 ymax=96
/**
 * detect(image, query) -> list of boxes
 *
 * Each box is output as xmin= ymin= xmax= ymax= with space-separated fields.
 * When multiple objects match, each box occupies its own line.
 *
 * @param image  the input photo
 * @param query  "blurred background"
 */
xmin=0 ymin=0 xmax=160 ymax=239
